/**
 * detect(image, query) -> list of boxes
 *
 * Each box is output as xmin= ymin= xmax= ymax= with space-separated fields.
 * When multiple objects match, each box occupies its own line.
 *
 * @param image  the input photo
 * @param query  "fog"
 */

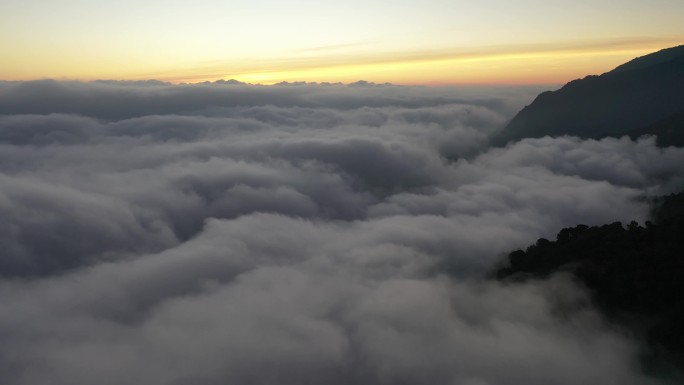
xmin=0 ymin=80 xmax=681 ymax=384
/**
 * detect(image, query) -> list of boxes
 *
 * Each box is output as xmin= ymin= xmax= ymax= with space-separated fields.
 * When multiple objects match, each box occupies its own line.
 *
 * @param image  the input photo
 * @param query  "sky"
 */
xmin=1 ymin=0 xmax=684 ymax=84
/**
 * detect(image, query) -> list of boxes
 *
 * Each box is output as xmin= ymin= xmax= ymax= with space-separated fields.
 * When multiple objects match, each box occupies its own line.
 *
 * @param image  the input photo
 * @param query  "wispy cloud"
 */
xmin=142 ymin=36 xmax=684 ymax=84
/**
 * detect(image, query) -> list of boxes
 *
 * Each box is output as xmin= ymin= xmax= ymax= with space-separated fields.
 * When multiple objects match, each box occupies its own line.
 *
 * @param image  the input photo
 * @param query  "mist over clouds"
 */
xmin=0 ymin=81 xmax=681 ymax=384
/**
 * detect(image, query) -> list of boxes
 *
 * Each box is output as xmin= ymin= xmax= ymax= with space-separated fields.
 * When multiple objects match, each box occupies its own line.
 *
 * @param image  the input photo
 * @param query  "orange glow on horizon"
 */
xmin=2 ymin=38 xmax=683 ymax=86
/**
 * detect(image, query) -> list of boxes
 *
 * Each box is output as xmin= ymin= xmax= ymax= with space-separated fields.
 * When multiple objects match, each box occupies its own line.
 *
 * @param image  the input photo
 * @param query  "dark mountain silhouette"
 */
xmin=496 ymin=191 xmax=684 ymax=379
xmin=494 ymin=45 xmax=684 ymax=146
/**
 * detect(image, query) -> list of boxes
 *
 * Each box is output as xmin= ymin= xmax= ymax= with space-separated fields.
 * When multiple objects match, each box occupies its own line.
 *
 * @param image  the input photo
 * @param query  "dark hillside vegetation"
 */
xmin=497 ymin=192 xmax=684 ymax=376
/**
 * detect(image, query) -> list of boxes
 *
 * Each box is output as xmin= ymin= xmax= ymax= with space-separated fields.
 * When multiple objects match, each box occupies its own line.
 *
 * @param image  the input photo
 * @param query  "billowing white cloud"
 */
xmin=0 ymin=81 xmax=679 ymax=384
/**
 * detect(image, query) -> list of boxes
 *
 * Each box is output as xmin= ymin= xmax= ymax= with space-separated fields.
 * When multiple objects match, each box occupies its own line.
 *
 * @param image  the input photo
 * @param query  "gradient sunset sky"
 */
xmin=2 ymin=0 xmax=683 ymax=85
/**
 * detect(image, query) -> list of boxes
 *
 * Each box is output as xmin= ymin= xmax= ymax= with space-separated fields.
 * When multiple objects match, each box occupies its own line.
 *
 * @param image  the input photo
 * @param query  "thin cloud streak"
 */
xmin=141 ymin=36 xmax=684 ymax=84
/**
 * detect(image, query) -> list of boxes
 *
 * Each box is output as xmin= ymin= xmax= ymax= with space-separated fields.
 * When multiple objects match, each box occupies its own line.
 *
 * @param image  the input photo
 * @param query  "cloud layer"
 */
xmin=0 ymin=81 xmax=682 ymax=384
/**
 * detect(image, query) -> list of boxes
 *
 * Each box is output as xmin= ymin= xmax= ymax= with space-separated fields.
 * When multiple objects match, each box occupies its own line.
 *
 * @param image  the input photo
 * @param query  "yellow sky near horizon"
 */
xmin=1 ymin=0 xmax=684 ymax=85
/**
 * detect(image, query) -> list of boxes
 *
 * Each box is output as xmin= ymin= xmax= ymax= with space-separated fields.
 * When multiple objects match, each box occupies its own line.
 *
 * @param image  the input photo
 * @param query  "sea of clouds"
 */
xmin=0 ymin=80 xmax=683 ymax=384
